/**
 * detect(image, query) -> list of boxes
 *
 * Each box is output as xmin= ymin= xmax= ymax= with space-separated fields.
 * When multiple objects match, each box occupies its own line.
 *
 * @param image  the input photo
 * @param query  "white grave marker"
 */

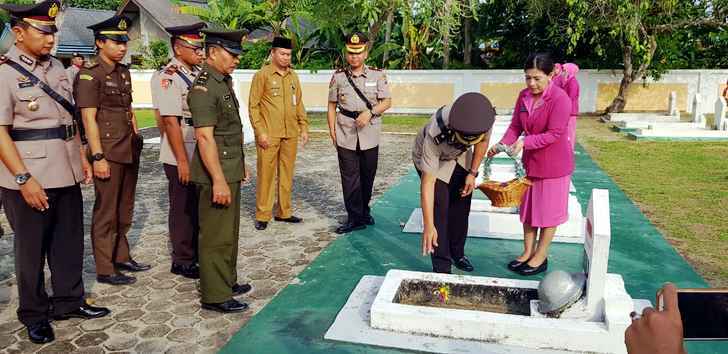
xmin=691 ymin=94 xmax=704 ymax=125
xmin=668 ymin=91 xmax=678 ymax=116
xmin=715 ymin=97 xmax=727 ymax=131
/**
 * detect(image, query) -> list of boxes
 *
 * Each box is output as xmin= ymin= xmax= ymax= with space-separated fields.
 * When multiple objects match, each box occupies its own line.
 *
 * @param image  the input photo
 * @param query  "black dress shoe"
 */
xmin=97 ymin=273 xmax=137 ymax=285
xmin=335 ymin=221 xmax=366 ymax=234
xmin=53 ymin=302 xmax=110 ymax=321
xmin=115 ymin=259 xmax=151 ymax=272
xmin=507 ymin=258 xmax=530 ymax=271
xmin=255 ymin=221 xmax=268 ymax=230
xmin=517 ymin=258 xmax=548 ymax=276
xmin=201 ymin=299 xmax=249 ymax=313
xmin=274 ymin=215 xmax=303 ymax=223
xmin=232 ymin=283 xmax=252 ymax=296
xmin=454 ymin=256 xmax=475 ymax=272
xmin=171 ymin=263 xmax=200 ymax=279
xmin=363 ymin=215 xmax=375 ymax=225
xmin=27 ymin=321 xmax=54 ymax=344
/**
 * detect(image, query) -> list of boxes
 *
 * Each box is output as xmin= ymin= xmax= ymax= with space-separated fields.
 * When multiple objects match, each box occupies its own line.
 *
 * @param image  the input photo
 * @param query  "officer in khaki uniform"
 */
xmin=189 ymin=29 xmax=252 ymax=313
xmin=75 ymin=15 xmax=150 ymax=286
xmin=413 ymin=93 xmax=495 ymax=274
xmin=153 ymin=22 xmax=206 ymax=279
xmin=0 ymin=0 xmax=109 ymax=344
xmin=327 ymin=32 xmax=391 ymax=234
xmin=249 ymin=36 xmax=308 ymax=230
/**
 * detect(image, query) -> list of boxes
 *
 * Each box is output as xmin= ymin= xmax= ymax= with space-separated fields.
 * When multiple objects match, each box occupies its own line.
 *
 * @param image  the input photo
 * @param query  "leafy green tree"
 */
xmin=64 ymin=0 xmax=122 ymax=10
xmin=132 ymin=39 xmax=170 ymax=69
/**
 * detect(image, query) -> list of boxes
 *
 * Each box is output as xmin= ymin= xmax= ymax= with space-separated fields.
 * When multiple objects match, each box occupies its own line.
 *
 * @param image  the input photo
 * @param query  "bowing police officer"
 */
xmin=75 ymin=15 xmax=150 ymax=286
xmin=152 ymin=22 xmax=206 ymax=279
xmin=327 ymin=32 xmax=391 ymax=234
xmin=188 ymin=29 xmax=252 ymax=313
xmin=412 ymin=93 xmax=495 ymax=274
xmin=0 ymin=0 xmax=110 ymax=344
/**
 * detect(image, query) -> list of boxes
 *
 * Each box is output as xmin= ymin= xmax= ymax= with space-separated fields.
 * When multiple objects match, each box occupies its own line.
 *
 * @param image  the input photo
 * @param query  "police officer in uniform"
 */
xmin=66 ymin=52 xmax=83 ymax=82
xmin=75 ymin=15 xmax=150 ymax=285
xmin=153 ymin=22 xmax=206 ymax=279
xmin=188 ymin=29 xmax=252 ymax=313
xmin=0 ymin=0 xmax=110 ymax=344
xmin=328 ymin=32 xmax=391 ymax=234
xmin=412 ymin=93 xmax=495 ymax=274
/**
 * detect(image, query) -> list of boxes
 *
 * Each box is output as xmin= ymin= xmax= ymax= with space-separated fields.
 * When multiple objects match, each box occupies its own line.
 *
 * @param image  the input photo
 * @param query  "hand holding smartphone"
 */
xmin=658 ymin=287 xmax=728 ymax=341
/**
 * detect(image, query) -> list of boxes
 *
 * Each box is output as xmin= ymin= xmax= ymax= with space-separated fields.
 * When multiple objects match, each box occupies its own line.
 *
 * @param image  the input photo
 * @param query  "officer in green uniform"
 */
xmin=188 ymin=29 xmax=252 ymax=313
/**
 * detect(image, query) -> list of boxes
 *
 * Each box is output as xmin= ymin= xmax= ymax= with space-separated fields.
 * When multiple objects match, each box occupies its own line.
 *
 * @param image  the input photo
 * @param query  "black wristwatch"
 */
xmin=15 ymin=172 xmax=32 ymax=185
xmin=468 ymin=169 xmax=479 ymax=178
xmin=91 ymin=153 xmax=105 ymax=162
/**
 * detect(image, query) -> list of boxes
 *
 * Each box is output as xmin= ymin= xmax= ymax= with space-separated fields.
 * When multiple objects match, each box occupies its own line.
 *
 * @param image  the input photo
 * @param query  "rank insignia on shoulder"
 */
xmin=164 ymin=65 xmax=178 ymax=75
xmin=79 ymin=74 xmax=94 ymax=81
xmin=192 ymin=85 xmax=207 ymax=92
xmin=0 ymin=55 xmax=7 ymax=64
xmin=19 ymin=55 xmax=34 ymax=66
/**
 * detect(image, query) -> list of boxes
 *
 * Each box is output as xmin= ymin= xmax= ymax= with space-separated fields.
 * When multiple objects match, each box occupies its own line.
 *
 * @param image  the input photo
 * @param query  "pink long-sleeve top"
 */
xmin=500 ymin=84 xmax=574 ymax=178
xmin=553 ymin=75 xmax=580 ymax=116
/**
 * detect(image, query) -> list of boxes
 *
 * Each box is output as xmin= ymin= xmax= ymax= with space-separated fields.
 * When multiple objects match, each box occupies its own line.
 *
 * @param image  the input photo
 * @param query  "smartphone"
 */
xmin=658 ymin=288 xmax=728 ymax=341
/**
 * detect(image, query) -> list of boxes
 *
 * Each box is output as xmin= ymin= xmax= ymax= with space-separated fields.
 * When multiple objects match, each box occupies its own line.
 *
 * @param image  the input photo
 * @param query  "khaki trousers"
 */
xmin=255 ymin=137 xmax=297 ymax=221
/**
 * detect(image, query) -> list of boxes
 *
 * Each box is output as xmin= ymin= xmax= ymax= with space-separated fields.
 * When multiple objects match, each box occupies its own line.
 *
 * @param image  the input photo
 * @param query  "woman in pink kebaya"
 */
xmin=553 ymin=63 xmax=580 ymax=147
xmin=488 ymin=53 xmax=574 ymax=276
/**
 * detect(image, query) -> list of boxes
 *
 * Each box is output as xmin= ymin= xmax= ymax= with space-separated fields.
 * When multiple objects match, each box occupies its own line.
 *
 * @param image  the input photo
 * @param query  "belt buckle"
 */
xmin=64 ymin=124 xmax=75 ymax=141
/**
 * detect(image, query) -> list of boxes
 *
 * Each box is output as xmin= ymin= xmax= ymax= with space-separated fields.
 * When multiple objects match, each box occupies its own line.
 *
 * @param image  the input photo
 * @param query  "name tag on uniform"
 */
xmin=18 ymin=82 xmax=33 ymax=89
xmin=292 ymin=94 xmax=297 ymax=106
xmin=106 ymin=82 xmax=118 ymax=87
xmin=365 ymin=81 xmax=377 ymax=87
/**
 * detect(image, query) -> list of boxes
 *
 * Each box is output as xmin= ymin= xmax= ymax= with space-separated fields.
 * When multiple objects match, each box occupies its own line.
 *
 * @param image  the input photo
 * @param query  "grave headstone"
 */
xmin=691 ymin=94 xmax=704 ymax=125
xmin=668 ymin=91 xmax=678 ymax=116
xmin=583 ymin=189 xmax=611 ymax=316
xmin=715 ymin=97 xmax=727 ymax=131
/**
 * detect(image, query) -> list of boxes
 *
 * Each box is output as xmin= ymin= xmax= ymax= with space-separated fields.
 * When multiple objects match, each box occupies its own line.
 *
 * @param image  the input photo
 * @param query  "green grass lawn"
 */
xmin=135 ymin=109 xmax=158 ymax=129
xmin=578 ymin=117 xmax=728 ymax=286
xmin=306 ymin=112 xmax=428 ymax=133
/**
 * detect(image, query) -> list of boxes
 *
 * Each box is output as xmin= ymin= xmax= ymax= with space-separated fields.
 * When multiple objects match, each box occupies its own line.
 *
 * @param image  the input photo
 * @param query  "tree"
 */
xmin=132 ymin=39 xmax=169 ymax=70
xmin=64 ymin=0 xmax=122 ymax=10
xmin=529 ymin=0 xmax=727 ymax=113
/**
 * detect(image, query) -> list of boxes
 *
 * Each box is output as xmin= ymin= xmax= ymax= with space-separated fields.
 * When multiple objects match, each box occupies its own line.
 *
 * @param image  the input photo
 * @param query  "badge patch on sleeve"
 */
xmin=79 ymin=74 xmax=94 ymax=81
xmin=161 ymin=79 xmax=172 ymax=89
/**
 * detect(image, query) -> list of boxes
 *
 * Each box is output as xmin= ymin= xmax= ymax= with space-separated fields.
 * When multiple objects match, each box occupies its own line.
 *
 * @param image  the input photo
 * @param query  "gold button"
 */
xmin=106 ymin=133 xmax=110 ymax=137
xmin=223 ymin=151 xmax=228 ymax=155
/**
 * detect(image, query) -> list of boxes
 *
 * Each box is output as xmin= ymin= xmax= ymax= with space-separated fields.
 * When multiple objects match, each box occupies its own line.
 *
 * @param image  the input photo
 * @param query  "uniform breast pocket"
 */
xmin=267 ymin=82 xmax=282 ymax=98
xmin=18 ymin=144 xmax=47 ymax=160
xmin=104 ymin=86 xmax=123 ymax=105
xmin=15 ymin=87 xmax=46 ymax=118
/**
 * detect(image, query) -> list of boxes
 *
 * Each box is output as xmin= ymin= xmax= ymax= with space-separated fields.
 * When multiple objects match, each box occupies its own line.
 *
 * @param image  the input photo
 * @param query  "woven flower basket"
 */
xmin=477 ymin=143 xmax=532 ymax=208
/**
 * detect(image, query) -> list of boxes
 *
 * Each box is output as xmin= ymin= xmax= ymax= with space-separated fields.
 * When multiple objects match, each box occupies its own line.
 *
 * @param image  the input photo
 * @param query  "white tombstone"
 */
xmin=691 ymin=94 xmax=704 ymax=125
xmin=668 ymin=91 xmax=678 ymax=116
xmin=715 ymin=97 xmax=727 ymax=131
xmin=583 ymin=189 xmax=611 ymax=317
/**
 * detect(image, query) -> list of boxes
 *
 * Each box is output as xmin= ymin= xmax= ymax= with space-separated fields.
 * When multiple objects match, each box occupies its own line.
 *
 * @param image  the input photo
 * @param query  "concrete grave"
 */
xmin=330 ymin=189 xmax=651 ymax=354
xmin=691 ymin=94 xmax=705 ymax=125
xmin=669 ymin=91 xmax=678 ymax=116
xmin=716 ymin=97 xmax=727 ymax=131
xmin=402 ymin=161 xmax=582 ymax=243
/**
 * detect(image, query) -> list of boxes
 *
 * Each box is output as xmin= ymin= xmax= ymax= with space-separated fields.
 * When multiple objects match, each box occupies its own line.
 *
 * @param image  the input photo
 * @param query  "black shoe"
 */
xmin=363 ymin=215 xmax=375 ymax=225
xmin=232 ymin=283 xmax=252 ymax=296
xmin=274 ymin=215 xmax=303 ymax=223
xmin=507 ymin=258 xmax=530 ymax=272
xmin=201 ymin=299 xmax=249 ymax=313
xmin=115 ymin=259 xmax=151 ymax=272
xmin=53 ymin=301 xmax=110 ymax=321
xmin=517 ymin=258 xmax=548 ymax=276
xmin=97 ymin=273 xmax=137 ymax=286
xmin=255 ymin=221 xmax=268 ymax=230
xmin=171 ymin=263 xmax=200 ymax=279
xmin=27 ymin=321 xmax=54 ymax=344
xmin=335 ymin=221 xmax=366 ymax=234
xmin=454 ymin=256 xmax=474 ymax=272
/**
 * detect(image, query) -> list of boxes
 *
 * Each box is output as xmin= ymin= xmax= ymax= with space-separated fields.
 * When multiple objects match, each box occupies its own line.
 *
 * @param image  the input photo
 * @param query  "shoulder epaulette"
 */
xmin=0 ymin=55 xmax=7 ymax=65
xmin=191 ymin=71 xmax=209 ymax=91
xmin=164 ymin=64 xmax=178 ymax=75
xmin=335 ymin=68 xmax=345 ymax=73
xmin=84 ymin=62 xmax=99 ymax=69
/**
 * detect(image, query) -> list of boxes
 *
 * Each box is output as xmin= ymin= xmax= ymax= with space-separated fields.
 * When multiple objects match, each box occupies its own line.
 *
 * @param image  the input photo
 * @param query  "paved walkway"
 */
xmin=0 ymin=133 xmax=413 ymax=353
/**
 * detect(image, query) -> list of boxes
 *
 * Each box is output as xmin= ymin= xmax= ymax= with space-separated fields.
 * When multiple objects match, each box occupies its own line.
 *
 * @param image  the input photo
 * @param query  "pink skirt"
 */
xmin=568 ymin=115 xmax=577 ymax=149
xmin=519 ymin=175 xmax=571 ymax=228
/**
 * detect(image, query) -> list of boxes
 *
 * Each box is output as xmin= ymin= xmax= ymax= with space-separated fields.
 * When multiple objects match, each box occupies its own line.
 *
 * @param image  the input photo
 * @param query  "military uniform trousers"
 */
xmin=415 ymin=164 xmax=472 ymax=273
xmin=197 ymin=182 xmax=240 ymax=303
xmin=91 ymin=160 xmax=139 ymax=275
xmin=1 ymin=185 xmax=85 ymax=326
xmin=255 ymin=137 xmax=297 ymax=221
xmin=337 ymin=142 xmax=378 ymax=223
xmin=163 ymin=164 xmax=199 ymax=266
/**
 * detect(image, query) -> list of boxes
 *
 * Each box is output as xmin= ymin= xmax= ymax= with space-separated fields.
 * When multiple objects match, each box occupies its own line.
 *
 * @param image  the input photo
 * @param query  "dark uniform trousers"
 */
xmin=1 ymin=185 xmax=85 ymax=326
xmin=337 ymin=142 xmax=378 ymax=223
xmin=197 ymin=182 xmax=240 ymax=303
xmin=91 ymin=160 xmax=138 ymax=275
xmin=163 ymin=164 xmax=199 ymax=266
xmin=416 ymin=164 xmax=472 ymax=273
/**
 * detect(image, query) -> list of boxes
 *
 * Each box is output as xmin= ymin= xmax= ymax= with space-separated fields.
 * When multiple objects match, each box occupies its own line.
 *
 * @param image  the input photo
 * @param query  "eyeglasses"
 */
xmin=178 ymin=43 xmax=203 ymax=54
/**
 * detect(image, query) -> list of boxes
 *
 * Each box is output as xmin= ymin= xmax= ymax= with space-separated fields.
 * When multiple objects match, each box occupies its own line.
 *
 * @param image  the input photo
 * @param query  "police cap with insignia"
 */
xmin=72 ymin=52 xmax=83 ymax=59
xmin=448 ymin=92 xmax=496 ymax=145
xmin=88 ymin=15 xmax=132 ymax=43
xmin=166 ymin=22 xmax=206 ymax=49
xmin=0 ymin=0 xmax=61 ymax=34
xmin=345 ymin=32 xmax=368 ymax=54
xmin=272 ymin=36 xmax=292 ymax=49
xmin=203 ymin=29 xmax=247 ymax=55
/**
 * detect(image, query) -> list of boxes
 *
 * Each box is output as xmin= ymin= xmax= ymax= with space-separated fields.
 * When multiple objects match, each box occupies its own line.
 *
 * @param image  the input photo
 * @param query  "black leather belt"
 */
xmin=177 ymin=117 xmax=194 ymax=126
xmin=10 ymin=124 xmax=77 ymax=142
xmin=338 ymin=107 xmax=360 ymax=119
